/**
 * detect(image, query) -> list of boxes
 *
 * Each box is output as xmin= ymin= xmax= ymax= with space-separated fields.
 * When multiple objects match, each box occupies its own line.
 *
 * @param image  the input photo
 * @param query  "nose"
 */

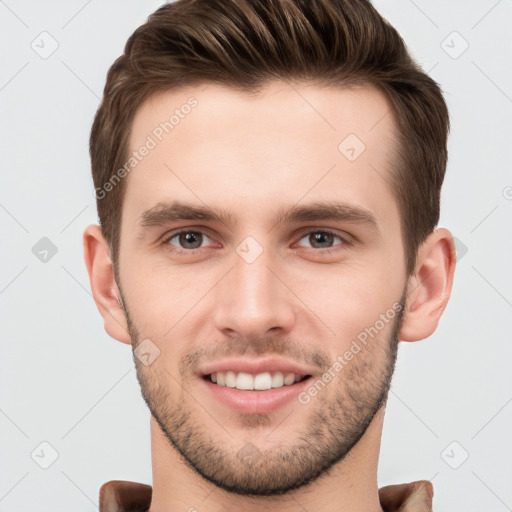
xmin=213 ymin=245 xmax=296 ymax=341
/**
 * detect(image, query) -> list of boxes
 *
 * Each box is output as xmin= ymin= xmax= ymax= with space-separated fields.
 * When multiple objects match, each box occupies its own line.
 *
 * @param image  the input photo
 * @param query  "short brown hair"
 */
xmin=90 ymin=0 xmax=449 ymax=276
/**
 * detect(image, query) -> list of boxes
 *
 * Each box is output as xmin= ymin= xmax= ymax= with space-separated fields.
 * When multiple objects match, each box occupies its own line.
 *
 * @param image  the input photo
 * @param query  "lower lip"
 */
xmin=201 ymin=377 xmax=312 ymax=414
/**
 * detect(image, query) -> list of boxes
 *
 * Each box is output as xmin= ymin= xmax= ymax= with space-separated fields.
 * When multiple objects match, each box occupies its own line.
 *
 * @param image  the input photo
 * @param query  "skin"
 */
xmin=84 ymin=80 xmax=456 ymax=512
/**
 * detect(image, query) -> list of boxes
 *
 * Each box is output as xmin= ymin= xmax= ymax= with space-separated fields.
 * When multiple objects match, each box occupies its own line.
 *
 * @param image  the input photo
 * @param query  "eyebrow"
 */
xmin=137 ymin=200 xmax=378 ymax=233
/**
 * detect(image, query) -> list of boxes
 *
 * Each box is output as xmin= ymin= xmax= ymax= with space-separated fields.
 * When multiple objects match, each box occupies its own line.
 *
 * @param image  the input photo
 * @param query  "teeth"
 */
xmin=225 ymin=371 xmax=237 ymax=388
xmin=283 ymin=373 xmax=295 ymax=385
xmin=254 ymin=372 xmax=272 ymax=390
xmin=209 ymin=371 xmax=305 ymax=390
xmin=271 ymin=372 xmax=284 ymax=388
xmin=236 ymin=372 xmax=253 ymax=390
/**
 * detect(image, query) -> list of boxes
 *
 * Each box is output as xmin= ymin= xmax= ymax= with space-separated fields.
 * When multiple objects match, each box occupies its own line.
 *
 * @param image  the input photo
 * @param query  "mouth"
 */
xmin=204 ymin=371 xmax=312 ymax=391
xmin=199 ymin=358 xmax=315 ymax=414
xmin=198 ymin=358 xmax=316 ymax=413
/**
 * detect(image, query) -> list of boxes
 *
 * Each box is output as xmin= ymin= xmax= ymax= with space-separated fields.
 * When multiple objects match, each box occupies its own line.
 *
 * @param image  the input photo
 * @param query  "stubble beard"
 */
xmin=122 ymin=291 xmax=405 ymax=496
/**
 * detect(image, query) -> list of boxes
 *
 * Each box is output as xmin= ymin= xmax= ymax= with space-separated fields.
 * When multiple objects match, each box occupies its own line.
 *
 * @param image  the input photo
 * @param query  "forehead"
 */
xmin=123 ymin=80 xmax=399 ymax=228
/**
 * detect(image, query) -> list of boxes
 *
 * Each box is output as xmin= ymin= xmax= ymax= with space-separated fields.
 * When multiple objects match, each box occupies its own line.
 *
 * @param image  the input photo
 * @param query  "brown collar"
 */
xmin=99 ymin=479 xmax=433 ymax=512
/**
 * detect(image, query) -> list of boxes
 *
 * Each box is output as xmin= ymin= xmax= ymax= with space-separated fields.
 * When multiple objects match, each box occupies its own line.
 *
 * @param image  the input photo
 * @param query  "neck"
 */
xmin=148 ymin=408 xmax=386 ymax=512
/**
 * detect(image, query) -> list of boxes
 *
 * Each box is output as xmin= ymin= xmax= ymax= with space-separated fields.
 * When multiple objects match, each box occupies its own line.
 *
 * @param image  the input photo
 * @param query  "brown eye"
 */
xmin=165 ymin=231 xmax=211 ymax=250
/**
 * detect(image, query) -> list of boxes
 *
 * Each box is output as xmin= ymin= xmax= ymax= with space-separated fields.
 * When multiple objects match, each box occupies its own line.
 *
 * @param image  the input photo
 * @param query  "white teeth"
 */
xmin=209 ymin=370 xmax=306 ymax=390
xmin=254 ymin=372 xmax=272 ymax=390
xmin=236 ymin=372 xmax=253 ymax=390
xmin=284 ymin=373 xmax=295 ymax=385
xmin=225 ymin=371 xmax=237 ymax=388
xmin=271 ymin=372 xmax=284 ymax=388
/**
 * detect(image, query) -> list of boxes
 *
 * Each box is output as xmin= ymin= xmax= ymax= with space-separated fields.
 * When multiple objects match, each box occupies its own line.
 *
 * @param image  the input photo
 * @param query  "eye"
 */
xmin=162 ymin=228 xmax=349 ymax=255
xmin=164 ymin=230 xmax=214 ymax=251
xmin=296 ymin=229 xmax=347 ymax=251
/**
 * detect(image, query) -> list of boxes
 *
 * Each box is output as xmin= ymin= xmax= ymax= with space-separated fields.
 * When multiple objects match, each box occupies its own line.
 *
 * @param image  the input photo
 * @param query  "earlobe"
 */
xmin=400 ymin=228 xmax=456 ymax=342
xmin=83 ymin=224 xmax=131 ymax=344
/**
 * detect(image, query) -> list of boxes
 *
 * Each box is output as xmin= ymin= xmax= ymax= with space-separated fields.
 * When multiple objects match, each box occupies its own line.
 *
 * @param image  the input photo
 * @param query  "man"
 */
xmin=83 ymin=0 xmax=456 ymax=510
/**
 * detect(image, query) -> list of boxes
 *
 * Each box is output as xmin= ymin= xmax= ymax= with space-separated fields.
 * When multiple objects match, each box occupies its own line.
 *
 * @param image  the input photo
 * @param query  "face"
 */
xmin=117 ymin=81 xmax=408 ymax=495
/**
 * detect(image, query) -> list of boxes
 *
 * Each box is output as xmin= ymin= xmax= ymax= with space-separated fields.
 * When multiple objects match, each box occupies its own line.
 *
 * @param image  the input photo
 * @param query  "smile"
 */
xmin=207 ymin=371 xmax=310 ymax=390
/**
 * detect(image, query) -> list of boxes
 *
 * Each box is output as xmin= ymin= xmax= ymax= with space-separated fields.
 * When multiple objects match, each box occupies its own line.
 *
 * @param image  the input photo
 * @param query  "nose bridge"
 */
xmin=214 ymin=241 xmax=295 ymax=337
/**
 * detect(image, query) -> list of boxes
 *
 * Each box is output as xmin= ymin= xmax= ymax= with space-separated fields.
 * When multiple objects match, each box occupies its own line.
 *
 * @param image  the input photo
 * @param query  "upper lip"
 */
xmin=198 ymin=357 xmax=317 ymax=378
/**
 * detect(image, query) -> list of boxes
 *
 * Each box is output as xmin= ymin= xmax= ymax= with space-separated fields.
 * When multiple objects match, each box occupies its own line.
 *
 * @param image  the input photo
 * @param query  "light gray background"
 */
xmin=1 ymin=0 xmax=511 ymax=510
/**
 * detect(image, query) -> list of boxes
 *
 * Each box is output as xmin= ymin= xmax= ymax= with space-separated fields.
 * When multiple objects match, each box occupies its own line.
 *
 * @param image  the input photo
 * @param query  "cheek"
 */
xmin=292 ymin=263 xmax=403 ymax=346
xmin=121 ymin=264 xmax=184 ymax=332
xmin=122 ymin=261 xmax=227 ymax=346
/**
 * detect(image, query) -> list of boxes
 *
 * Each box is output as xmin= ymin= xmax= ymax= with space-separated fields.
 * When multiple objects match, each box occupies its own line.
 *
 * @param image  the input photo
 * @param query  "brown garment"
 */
xmin=99 ymin=479 xmax=433 ymax=512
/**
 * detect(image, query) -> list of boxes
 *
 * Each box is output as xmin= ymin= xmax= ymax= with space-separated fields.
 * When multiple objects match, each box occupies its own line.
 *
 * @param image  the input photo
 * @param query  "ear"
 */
xmin=83 ymin=224 xmax=131 ymax=344
xmin=400 ymin=228 xmax=456 ymax=342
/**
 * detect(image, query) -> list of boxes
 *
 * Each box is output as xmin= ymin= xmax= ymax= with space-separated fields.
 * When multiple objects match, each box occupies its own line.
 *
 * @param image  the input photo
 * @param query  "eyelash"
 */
xmin=162 ymin=228 xmax=350 ymax=254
